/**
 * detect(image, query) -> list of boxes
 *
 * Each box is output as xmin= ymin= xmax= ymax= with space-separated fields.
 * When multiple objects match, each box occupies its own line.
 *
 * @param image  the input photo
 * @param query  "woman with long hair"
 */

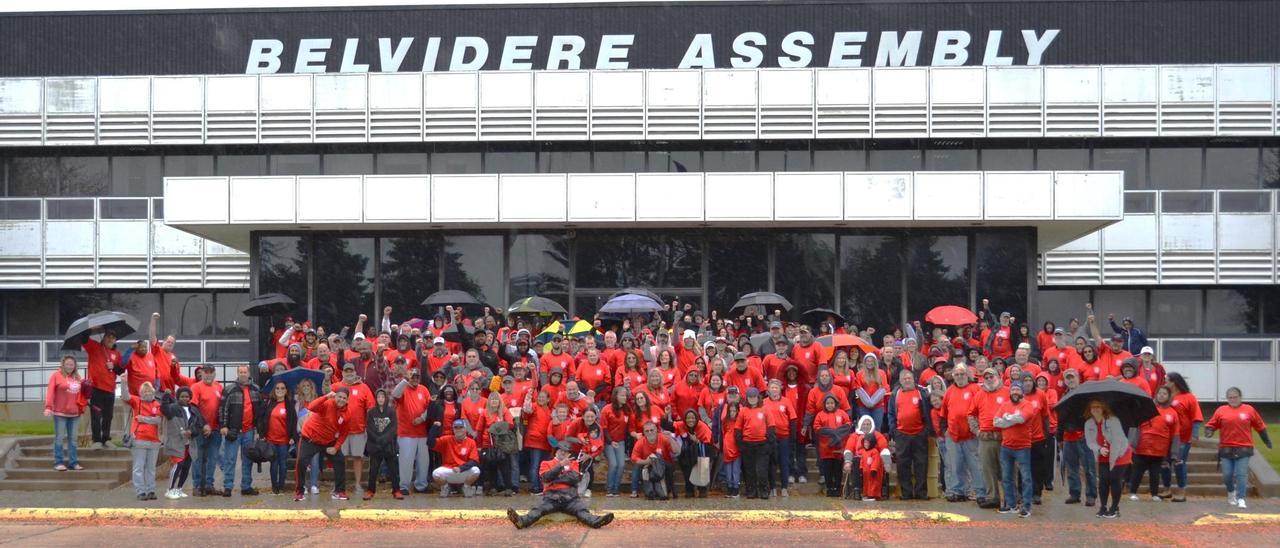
xmin=1164 ymin=372 xmax=1202 ymax=502
xmin=629 ymin=391 xmax=662 ymax=497
xmin=599 ymin=387 xmax=632 ymax=497
xmin=1129 ymin=385 xmax=1179 ymax=502
xmin=1084 ymin=399 xmax=1131 ymax=518
xmin=295 ymin=378 xmax=321 ymax=495
xmin=478 ymin=392 xmax=515 ymax=496
xmin=1204 ymin=386 xmax=1273 ymax=509
xmin=655 ymin=349 xmax=678 ymax=389
xmin=830 ymin=350 xmax=855 ymax=391
xmin=44 ymin=355 xmax=86 ymax=471
xmin=576 ymin=407 xmax=605 ymax=496
xmin=259 ymin=381 xmax=296 ymax=495
xmin=675 ymin=408 xmax=714 ymax=498
xmin=615 ymin=351 xmax=646 ymax=395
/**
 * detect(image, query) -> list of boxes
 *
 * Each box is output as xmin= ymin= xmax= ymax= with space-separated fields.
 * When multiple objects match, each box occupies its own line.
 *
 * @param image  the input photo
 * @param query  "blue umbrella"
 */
xmin=599 ymin=293 xmax=663 ymax=315
xmin=265 ymin=368 xmax=326 ymax=394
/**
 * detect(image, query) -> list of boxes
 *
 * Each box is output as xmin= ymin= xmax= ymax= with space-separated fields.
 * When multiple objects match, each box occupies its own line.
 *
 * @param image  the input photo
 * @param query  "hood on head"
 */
xmin=856 ymin=415 xmax=875 ymax=432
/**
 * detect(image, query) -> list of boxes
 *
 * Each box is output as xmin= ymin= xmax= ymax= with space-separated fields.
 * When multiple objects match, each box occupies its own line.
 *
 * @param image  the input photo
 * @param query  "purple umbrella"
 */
xmin=599 ymin=293 xmax=663 ymax=315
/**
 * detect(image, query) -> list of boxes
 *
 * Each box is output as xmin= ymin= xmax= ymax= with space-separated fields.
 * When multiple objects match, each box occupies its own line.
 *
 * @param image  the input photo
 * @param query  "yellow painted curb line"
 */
xmin=1193 ymin=513 xmax=1280 ymax=526
xmin=0 ymin=507 xmax=327 ymax=522
xmin=339 ymin=508 xmax=968 ymax=523
xmin=0 ymin=508 xmax=95 ymax=520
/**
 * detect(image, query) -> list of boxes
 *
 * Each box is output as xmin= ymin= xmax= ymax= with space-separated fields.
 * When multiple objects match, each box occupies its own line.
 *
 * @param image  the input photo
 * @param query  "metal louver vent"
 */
xmin=589 ymin=106 xmax=643 ymax=140
xmin=534 ymin=107 xmax=589 ymax=140
xmin=424 ymin=108 xmax=478 ymax=141
xmin=369 ymin=109 xmax=424 ymax=142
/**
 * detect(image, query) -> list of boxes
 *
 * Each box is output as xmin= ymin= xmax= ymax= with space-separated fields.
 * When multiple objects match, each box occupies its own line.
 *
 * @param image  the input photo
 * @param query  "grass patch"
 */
xmin=0 ymin=420 xmax=54 ymax=436
xmin=1261 ymin=425 xmax=1280 ymax=474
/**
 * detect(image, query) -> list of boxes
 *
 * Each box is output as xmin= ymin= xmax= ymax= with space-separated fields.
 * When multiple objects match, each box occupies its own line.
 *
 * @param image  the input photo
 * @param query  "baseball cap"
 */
xmin=682 ymin=329 xmax=696 ymax=340
xmin=999 ymin=311 xmax=1011 ymax=318
xmin=1053 ymin=328 xmax=1065 ymax=335
xmin=1140 ymin=346 xmax=1154 ymax=355
xmin=198 ymin=364 xmax=216 ymax=372
xmin=1017 ymin=342 xmax=1031 ymax=350
xmin=432 ymin=336 xmax=446 ymax=345
xmin=745 ymin=387 xmax=760 ymax=398
xmin=342 ymin=362 xmax=356 ymax=371
xmin=727 ymin=385 xmax=740 ymax=394
xmin=733 ymin=352 xmax=747 ymax=361
xmin=1110 ymin=333 xmax=1124 ymax=342
xmin=452 ymin=419 xmax=466 ymax=429
xmin=409 ymin=369 xmax=422 ymax=377
xmin=770 ymin=321 xmax=782 ymax=329
xmin=353 ymin=332 xmax=366 ymax=341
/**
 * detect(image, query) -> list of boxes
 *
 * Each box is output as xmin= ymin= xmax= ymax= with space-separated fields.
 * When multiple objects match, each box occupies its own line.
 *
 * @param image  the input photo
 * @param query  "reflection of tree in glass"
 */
xmin=382 ymin=237 xmax=441 ymax=317
xmin=8 ymin=157 xmax=58 ymax=196
xmin=508 ymin=235 xmax=569 ymax=302
xmin=57 ymin=293 xmax=109 ymax=332
xmin=1265 ymin=148 xmax=1280 ymax=189
xmin=576 ymin=233 xmax=701 ymax=289
xmin=313 ymin=237 xmax=373 ymax=330
xmin=775 ymin=234 xmax=835 ymax=316
xmin=906 ymin=235 xmax=970 ymax=321
xmin=59 ymin=157 xmax=109 ymax=196
xmin=975 ymin=233 xmax=1028 ymax=321
xmin=258 ymin=236 xmax=307 ymax=319
xmin=840 ymin=236 xmax=902 ymax=333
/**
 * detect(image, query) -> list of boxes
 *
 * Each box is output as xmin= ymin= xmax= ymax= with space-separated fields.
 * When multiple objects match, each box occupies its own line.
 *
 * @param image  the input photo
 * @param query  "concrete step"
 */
xmin=0 ymin=478 xmax=121 ymax=491
xmin=21 ymin=446 xmax=132 ymax=459
xmin=2 ymin=467 xmax=129 ymax=481
xmin=14 ymin=455 xmax=132 ymax=470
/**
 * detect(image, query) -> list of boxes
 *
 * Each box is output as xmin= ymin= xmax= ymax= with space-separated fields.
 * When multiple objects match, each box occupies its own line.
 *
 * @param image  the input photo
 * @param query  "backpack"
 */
xmin=489 ymin=421 xmax=520 ymax=454
xmin=244 ymin=439 xmax=276 ymax=463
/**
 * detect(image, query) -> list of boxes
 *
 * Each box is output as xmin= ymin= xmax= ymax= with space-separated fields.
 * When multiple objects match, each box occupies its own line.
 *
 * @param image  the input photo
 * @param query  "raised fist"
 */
xmin=383 ymin=306 xmax=393 ymax=316
xmin=359 ymin=314 xmax=367 ymax=322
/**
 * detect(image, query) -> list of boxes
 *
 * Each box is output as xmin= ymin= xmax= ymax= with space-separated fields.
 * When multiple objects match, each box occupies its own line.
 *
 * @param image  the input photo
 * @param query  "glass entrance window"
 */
xmin=313 ymin=236 xmax=374 ymax=330
xmin=444 ymin=235 xmax=505 ymax=308
xmin=708 ymin=231 xmax=768 ymax=316
xmin=258 ymin=235 xmax=309 ymax=322
xmin=906 ymin=235 xmax=970 ymax=322
xmin=839 ymin=235 xmax=902 ymax=333
xmin=975 ymin=231 xmax=1029 ymax=322
xmin=380 ymin=236 xmax=441 ymax=318
xmin=508 ymin=233 xmax=570 ymax=305
xmin=774 ymin=233 xmax=835 ymax=315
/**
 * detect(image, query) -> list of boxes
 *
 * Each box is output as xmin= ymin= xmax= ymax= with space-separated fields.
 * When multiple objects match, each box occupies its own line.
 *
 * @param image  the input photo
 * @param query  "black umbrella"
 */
xmin=422 ymin=289 xmax=481 ymax=307
xmin=801 ymin=308 xmax=846 ymax=326
xmin=1054 ymin=379 xmax=1158 ymax=430
xmin=731 ymin=291 xmax=794 ymax=314
xmin=62 ymin=311 xmax=140 ymax=350
xmin=607 ymin=287 xmax=663 ymax=305
xmin=507 ymin=296 xmax=568 ymax=316
xmin=441 ymin=322 xmax=476 ymax=343
xmin=241 ymin=293 xmax=296 ymax=317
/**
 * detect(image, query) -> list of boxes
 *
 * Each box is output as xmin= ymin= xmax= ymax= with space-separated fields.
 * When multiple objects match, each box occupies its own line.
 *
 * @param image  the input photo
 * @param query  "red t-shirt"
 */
xmin=599 ymin=403 xmax=631 ymax=443
xmin=941 ymin=383 xmax=978 ymax=441
xmin=724 ymin=367 xmax=766 ymax=395
xmin=1136 ymin=405 xmax=1179 ymax=457
xmin=674 ymin=420 xmax=713 ymax=444
xmin=554 ymin=394 xmax=592 ymax=419
xmin=433 ymin=435 xmax=478 ymax=468
xmin=631 ymin=434 xmax=675 ymax=463
xmin=763 ymin=397 xmax=797 ymax=437
xmin=969 ymin=386 xmax=1011 ymax=433
xmin=239 ymin=386 xmax=254 ymax=433
xmin=332 ymin=381 xmax=376 ymax=433
xmin=267 ymin=401 xmax=290 ymax=445
xmin=995 ymin=399 xmax=1036 ymax=450
xmin=737 ymin=405 xmax=775 ymax=442
xmin=539 ymin=352 xmax=575 ymax=379
xmin=671 ymin=380 xmax=704 ymax=419
xmin=126 ymin=395 xmax=162 ymax=443
xmin=698 ymin=388 xmax=727 ymax=418
xmin=720 ymin=412 xmax=741 ymax=461
xmin=83 ymin=339 xmax=120 ymax=392
xmin=812 ymin=410 xmax=850 ymax=460
xmin=126 ymin=352 xmax=157 ymax=399
xmin=575 ymin=360 xmax=612 ymax=399
xmin=1170 ymin=392 xmax=1203 ymax=443
xmin=894 ymin=389 xmax=926 ymax=436
xmin=190 ymin=381 xmax=223 ymax=430
xmin=629 ymin=405 xmax=664 ymax=436
xmin=1098 ymin=346 xmax=1133 ymax=378
xmin=1206 ymin=403 xmax=1267 ymax=449
xmin=394 ymin=384 xmax=431 ymax=437
xmin=539 ymin=458 xmax=580 ymax=490
xmin=301 ymin=397 xmax=350 ymax=448
xmin=522 ymin=404 xmax=552 ymax=451
xmin=790 ymin=343 xmax=824 ymax=385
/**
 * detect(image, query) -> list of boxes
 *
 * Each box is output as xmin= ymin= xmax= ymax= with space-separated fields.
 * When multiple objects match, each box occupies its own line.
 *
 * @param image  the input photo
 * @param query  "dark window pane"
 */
xmin=59 ymin=156 xmax=108 ymax=195
xmin=1161 ymin=191 xmax=1213 ymax=213
xmin=1205 ymin=147 xmax=1259 ymax=189
xmin=270 ymin=154 xmax=321 ymax=176
xmin=110 ymin=293 xmax=161 ymax=334
xmin=5 ymin=292 xmax=55 ymax=336
xmin=574 ymin=294 xmax=608 ymax=321
xmin=0 ymin=341 xmax=41 ymax=362
xmin=170 ymin=340 xmax=202 ymax=364
xmin=540 ymin=150 xmax=591 ymax=173
xmin=432 ymin=152 xmax=482 ymax=174
xmin=163 ymin=155 xmax=215 ymax=177
xmin=1150 ymin=147 xmax=1202 ymax=190
xmin=1124 ymin=193 xmax=1156 ymax=214
xmin=0 ymin=200 xmax=41 ymax=220
xmin=1161 ymin=340 xmax=1213 ymax=361
xmin=1093 ymin=290 xmax=1147 ymax=333
xmin=508 ymin=233 xmax=570 ymax=304
xmin=758 ymin=149 xmax=812 ymax=172
xmin=214 ymin=292 xmax=251 ymax=337
xmin=869 ymin=149 xmax=921 ymax=171
xmin=1036 ymin=149 xmax=1088 ymax=171
xmin=981 ymin=149 xmax=1034 ymax=171
xmin=774 ymin=233 xmax=835 ymax=317
xmin=46 ymin=199 xmax=93 ymax=219
xmin=152 ymin=198 xmax=164 ymax=219
xmin=924 ymin=149 xmax=978 ymax=170
xmin=906 ymin=235 xmax=969 ymax=322
xmin=380 ymin=236 xmax=441 ymax=321
xmin=576 ymin=232 xmax=701 ymax=288
xmin=648 ymin=151 xmax=701 ymax=173
xmin=216 ymin=155 xmax=267 ymax=176
xmin=162 ymin=293 xmax=213 ymax=337
xmin=376 ymin=153 xmax=429 ymax=174
xmin=313 ymin=236 xmax=374 ymax=332
xmin=207 ymin=340 xmax=253 ymax=362
xmin=813 ymin=147 xmax=866 ymax=171
xmin=99 ymin=199 xmax=148 ymax=219
xmin=1265 ymin=148 xmax=1280 ymax=189
xmin=443 ymin=235 xmax=505 ymax=307
xmin=485 ymin=152 xmax=536 ymax=174
xmin=1093 ymin=148 xmax=1147 ymax=190
xmin=975 ymin=232 xmax=1029 ymax=323
xmin=593 ymin=151 xmax=645 ymax=172
xmin=110 ymin=156 xmax=162 ymax=196
xmin=1034 ymin=289 xmax=1089 ymax=330
xmin=323 ymin=154 xmax=373 ymax=175
xmin=8 ymin=157 xmax=59 ymax=196
xmin=708 ymin=231 xmax=769 ymax=317
xmin=703 ymin=150 xmax=755 ymax=172
xmin=1205 ymin=289 xmax=1260 ymax=335
xmin=58 ymin=293 xmax=109 ymax=333
xmin=1218 ymin=191 xmax=1271 ymax=213
xmin=258 ymin=236 xmax=309 ymax=328
xmin=1148 ymin=289 xmax=1202 ymax=335
xmin=839 ymin=235 xmax=902 ymax=333
xmin=1220 ymin=340 xmax=1271 ymax=361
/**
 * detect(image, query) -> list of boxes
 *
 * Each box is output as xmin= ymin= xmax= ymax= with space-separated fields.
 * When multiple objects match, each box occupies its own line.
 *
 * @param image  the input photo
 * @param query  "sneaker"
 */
xmin=241 ymin=488 xmax=259 ymax=496
xmin=222 ymin=490 xmax=232 ymax=497
xmin=861 ymin=497 xmax=876 ymax=502
xmin=363 ymin=490 xmax=374 ymax=501
xmin=294 ymin=493 xmax=306 ymax=502
xmin=998 ymin=507 xmax=1016 ymax=514
xmin=507 ymin=508 xmax=524 ymax=530
xmin=1128 ymin=494 xmax=1139 ymax=501
xmin=310 ymin=486 xmax=320 ymax=495
xmin=1064 ymin=496 xmax=1080 ymax=504
xmin=146 ymin=492 xmax=157 ymax=500
xmin=1085 ymin=497 xmax=1096 ymax=507
xmin=1102 ymin=510 xmax=1119 ymax=519
xmin=781 ymin=488 xmax=789 ymax=498
xmin=137 ymin=494 xmax=147 ymax=501
xmin=978 ymin=498 xmax=1000 ymax=509
xmin=392 ymin=490 xmax=405 ymax=500
xmin=1237 ymin=498 xmax=1248 ymax=509
xmin=1018 ymin=508 xmax=1031 ymax=518
xmin=582 ymin=490 xmax=592 ymax=498
xmin=1152 ymin=495 xmax=1163 ymax=502
xmin=770 ymin=489 xmax=777 ymax=498
xmin=332 ymin=491 xmax=349 ymax=501
xmin=440 ymin=486 xmax=452 ymax=497
xmin=165 ymin=489 xmax=182 ymax=500
xmin=593 ymin=513 xmax=615 ymax=529
xmin=54 ymin=464 xmax=67 ymax=471
xmin=606 ymin=492 xmax=619 ymax=497
xmin=798 ymin=476 xmax=808 ymax=484
xmin=1228 ymin=491 xmax=1237 ymax=505
xmin=177 ymin=490 xmax=189 ymax=498
xmin=788 ymin=476 xmax=796 ymax=484
xmin=463 ymin=485 xmax=476 ymax=497
xmin=72 ymin=464 xmax=84 ymax=471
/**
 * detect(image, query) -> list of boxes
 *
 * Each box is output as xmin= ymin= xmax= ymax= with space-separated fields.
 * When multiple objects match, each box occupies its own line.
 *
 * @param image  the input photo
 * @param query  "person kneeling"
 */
xmin=433 ymin=419 xmax=481 ymax=496
xmin=508 ymin=446 xmax=615 ymax=530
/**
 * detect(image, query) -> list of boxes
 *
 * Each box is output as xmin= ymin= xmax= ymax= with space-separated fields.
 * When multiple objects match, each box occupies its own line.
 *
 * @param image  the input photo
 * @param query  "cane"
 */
xmin=841 ymin=465 xmax=852 ymax=499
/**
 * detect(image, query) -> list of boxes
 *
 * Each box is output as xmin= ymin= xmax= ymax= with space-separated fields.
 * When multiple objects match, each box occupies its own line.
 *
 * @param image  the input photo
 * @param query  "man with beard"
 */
xmin=968 ymin=367 xmax=1009 ymax=509
xmin=217 ymin=365 xmax=260 ymax=497
xmin=334 ymin=362 xmax=376 ymax=495
xmin=994 ymin=382 xmax=1037 ymax=518
xmin=305 ymin=343 xmax=337 ymax=372
xmin=507 ymin=445 xmax=615 ymax=529
xmin=941 ymin=365 xmax=982 ymax=503
xmin=888 ymin=369 xmax=932 ymax=500
xmin=384 ymin=334 xmax=419 ymax=371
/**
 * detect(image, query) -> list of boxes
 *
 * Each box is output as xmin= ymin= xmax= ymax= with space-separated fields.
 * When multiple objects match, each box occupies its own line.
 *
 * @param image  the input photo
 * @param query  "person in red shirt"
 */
xmin=698 ymin=374 xmax=728 ymax=424
xmin=432 ymin=420 xmax=481 ymax=496
xmin=737 ymin=388 xmax=776 ymax=500
xmin=970 ymin=367 xmax=1010 ymax=509
xmin=671 ymin=368 xmax=705 ymax=421
xmin=1077 ymin=344 xmax=1107 ymax=382
xmin=674 ymin=409 xmax=714 ymax=498
xmin=725 ymin=352 xmax=767 ymax=396
xmin=124 ymin=339 xmax=157 ymax=402
xmin=121 ymin=378 xmax=163 ymax=500
xmin=940 ymin=366 xmax=981 ymax=502
xmin=392 ymin=370 xmax=432 ymax=494
xmin=555 ymin=381 xmax=593 ymax=420
xmin=507 ymin=445 xmax=615 ymax=529
xmin=542 ymin=367 xmax=568 ymax=404
xmin=304 ymin=343 xmax=339 ymax=373
xmin=631 ymin=420 xmax=677 ymax=500
xmin=888 ymin=369 xmax=933 ymax=500
xmin=45 ymin=356 xmax=87 ymax=472
xmin=763 ymin=379 xmax=798 ymax=497
xmin=83 ymin=332 xmax=123 ymax=449
xmin=721 ymin=402 xmax=743 ymax=497
xmin=841 ymin=414 xmax=888 ymax=500
xmin=599 ymin=387 xmax=632 ymax=497
xmin=761 ymin=340 xmax=797 ymax=383
xmin=576 ymin=347 xmax=612 ymax=403
xmin=1205 ymin=386 xmax=1273 ymax=509
xmin=332 ymin=363 xmax=376 ymax=493
xmin=854 ymin=354 xmax=890 ymax=431
xmin=522 ymin=389 xmax=554 ymax=494
xmin=854 ymin=434 xmax=886 ymax=501
xmin=811 ymin=394 xmax=851 ymax=497
xmin=1129 ymin=385 xmax=1180 ymax=501
xmin=188 ymin=365 xmax=222 ymax=496
xmin=539 ymin=335 xmax=575 ymax=384
xmin=1085 ymin=399 xmax=1133 ymax=519
xmin=993 ymin=382 xmax=1037 ymax=517
xmin=384 ymin=334 xmax=420 ymax=371
xmin=1137 ymin=347 xmax=1165 ymax=397
xmin=259 ymin=380 xmax=296 ymax=495
xmin=790 ymin=326 xmax=824 ymax=385
xmin=294 ymin=387 xmax=351 ymax=501
xmin=1166 ymin=372 xmax=1202 ymax=501
xmin=1097 ymin=333 xmax=1134 ymax=378
xmin=614 ymin=352 xmax=647 ymax=396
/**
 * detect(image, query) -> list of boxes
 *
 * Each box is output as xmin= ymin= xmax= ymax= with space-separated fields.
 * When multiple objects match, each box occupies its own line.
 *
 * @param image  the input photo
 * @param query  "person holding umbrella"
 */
xmin=83 ymin=330 xmax=123 ymax=449
xmin=1085 ymin=399 xmax=1132 ymax=519
xmin=1204 ymin=386 xmax=1273 ymax=509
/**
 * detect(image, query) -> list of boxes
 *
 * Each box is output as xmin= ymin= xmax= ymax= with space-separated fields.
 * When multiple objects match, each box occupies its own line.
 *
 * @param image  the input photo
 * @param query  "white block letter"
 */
xmin=246 ymin=39 xmax=284 ymax=74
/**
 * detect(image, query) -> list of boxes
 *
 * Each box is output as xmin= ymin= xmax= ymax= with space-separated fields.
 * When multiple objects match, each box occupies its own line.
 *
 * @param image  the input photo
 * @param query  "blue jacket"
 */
xmin=1109 ymin=320 xmax=1148 ymax=355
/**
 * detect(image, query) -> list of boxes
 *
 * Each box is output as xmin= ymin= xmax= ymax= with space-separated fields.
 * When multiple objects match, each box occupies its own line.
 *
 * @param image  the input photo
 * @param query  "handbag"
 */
xmin=690 ymin=441 xmax=712 ymax=487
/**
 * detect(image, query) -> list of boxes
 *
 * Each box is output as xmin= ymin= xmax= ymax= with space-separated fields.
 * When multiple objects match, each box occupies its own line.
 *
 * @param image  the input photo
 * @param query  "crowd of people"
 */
xmin=42 ymin=296 xmax=1272 ymax=520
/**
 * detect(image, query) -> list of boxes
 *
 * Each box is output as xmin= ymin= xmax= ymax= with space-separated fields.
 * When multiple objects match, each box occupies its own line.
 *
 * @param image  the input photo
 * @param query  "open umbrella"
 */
xmin=62 ymin=311 xmax=140 ymax=350
xmin=421 ymin=289 xmax=481 ymax=308
xmin=816 ymin=334 xmax=877 ymax=355
xmin=507 ymin=296 xmax=567 ymax=316
xmin=749 ymin=332 xmax=777 ymax=357
xmin=1054 ymin=379 xmax=1158 ymax=430
xmin=265 ymin=368 xmax=326 ymax=394
xmin=441 ymin=322 xmax=476 ymax=343
xmin=925 ymin=305 xmax=978 ymax=326
xmin=600 ymin=293 xmax=663 ymax=315
xmin=801 ymin=308 xmax=846 ymax=326
xmin=731 ymin=291 xmax=793 ymax=314
xmin=534 ymin=321 xmax=563 ymax=345
xmin=565 ymin=320 xmax=596 ymax=337
xmin=608 ymin=287 xmax=663 ymax=304
xmin=241 ymin=293 xmax=295 ymax=317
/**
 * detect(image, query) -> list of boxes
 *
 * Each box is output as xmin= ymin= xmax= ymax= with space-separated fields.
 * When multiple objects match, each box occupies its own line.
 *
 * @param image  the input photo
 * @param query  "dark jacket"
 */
xmin=886 ymin=385 xmax=934 ymax=438
xmin=254 ymin=397 xmax=297 ymax=443
xmin=218 ymin=381 xmax=261 ymax=436
xmin=366 ymin=402 xmax=398 ymax=453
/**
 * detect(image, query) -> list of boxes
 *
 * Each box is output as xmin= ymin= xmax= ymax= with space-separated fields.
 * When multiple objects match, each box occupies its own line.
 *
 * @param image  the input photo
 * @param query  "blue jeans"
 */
xmin=52 ymin=415 xmax=79 ymax=467
xmin=770 ymin=437 xmax=793 ymax=489
xmin=724 ymin=458 xmax=742 ymax=489
xmin=220 ymin=431 xmax=255 ymax=491
xmin=999 ymin=446 xmax=1033 ymax=510
xmin=528 ymin=448 xmax=549 ymax=493
xmin=856 ymin=405 xmax=885 ymax=432
xmin=605 ymin=441 xmax=627 ymax=494
xmin=945 ymin=435 xmax=982 ymax=499
xmin=1165 ymin=441 xmax=1191 ymax=489
xmin=1061 ymin=439 xmax=1098 ymax=499
xmin=1221 ymin=455 xmax=1251 ymax=496
xmin=270 ymin=443 xmax=291 ymax=491
xmin=193 ymin=432 xmax=221 ymax=489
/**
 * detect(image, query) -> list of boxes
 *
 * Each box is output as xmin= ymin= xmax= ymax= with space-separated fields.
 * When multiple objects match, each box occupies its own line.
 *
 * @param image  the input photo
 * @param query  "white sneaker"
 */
xmin=788 ymin=476 xmax=796 ymax=484
xmin=463 ymin=485 xmax=475 ymax=497
xmin=770 ymin=489 xmax=777 ymax=497
xmin=1128 ymin=494 xmax=1138 ymax=501
xmin=310 ymin=486 xmax=319 ymax=495
xmin=1228 ymin=491 xmax=1238 ymax=505
xmin=440 ymin=486 xmax=452 ymax=497
xmin=164 ymin=489 xmax=181 ymax=500
xmin=781 ymin=488 xmax=789 ymax=498
xmin=582 ymin=490 xmax=592 ymax=498
xmin=1151 ymin=495 xmax=1161 ymax=502
xmin=798 ymin=476 xmax=807 ymax=484
xmin=1237 ymin=498 xmax=1248 ymax=509
xmin=177 ymin=490 xmax=189 ymax=498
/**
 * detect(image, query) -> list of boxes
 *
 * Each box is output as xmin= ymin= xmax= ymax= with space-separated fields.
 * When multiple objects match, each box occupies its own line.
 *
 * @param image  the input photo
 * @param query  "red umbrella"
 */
xmin=816 ymin=334 xmax=877 ymax=355
xmin=925 ymin=305 xmax=978 ymax=326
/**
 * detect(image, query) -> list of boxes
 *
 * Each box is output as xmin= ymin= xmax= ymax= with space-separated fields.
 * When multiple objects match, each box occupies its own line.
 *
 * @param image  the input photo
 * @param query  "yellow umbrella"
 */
xmin=565 ymin=320 xmax=595 ymax=337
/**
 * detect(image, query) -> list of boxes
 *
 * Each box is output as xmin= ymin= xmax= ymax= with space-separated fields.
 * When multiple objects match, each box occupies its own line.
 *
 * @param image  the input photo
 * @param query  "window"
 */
xmin=1205 ymin=289 xmax=1259 ymax=335
xmin=839 ymin=235 xmax=902 ymax=332
xmin=869 ymin=149 xmax=922 ymax=171
xmin=7 ymin=157 xmax=59 ymax=196
xmin=980 ymin=149 xmax=1034 ymax=171
xmin=905 ymin=235 xmax=969 ymax=321
xmin=1265 ymin=148 xmax=1280 ymax=189
xmin=1034 ymin=289 xmax=1089 ymax=329
xmin=58 ymin=156 xmax=108 ymax=195
xmin=57 ymin=293 xmax=108 ymax=334
xmin=323 ymin=154 xmax=373 ymax=175
xmin=1148 ymin=289 xmax=1202 ymax=335
xmin=1036 ymin=148 xmax=1088 ymax=171
xmin=540 ymin=149 xmax=591 ymax=173
xmin=162 ymin=293 xmax=213 ymax=337
xmin=702 ymin=149 xmax=754 ymax=172
xmin=380 ymin=236 xmax=441 ymax=320
xmin=110 ymin=156 xmax=162 ymax=196
xmin=1093 ymin=148 xmax=1147 ymax=190
xmin=813 ymin=145 xmax=866 ymax=171
xmin=270 ymin=154 xmax=321 ymax=176
xmin=1149 ymin=147 xmax=1202 ymax=190
xmin=376 ymin=153 xmax=429 ymax=174
xmin=164 ymin=156 xmax=215 ymax=177
xmin=312 ymin=236 xmax=374 ymax=331
xmin=924 ymin=149 xmax=977 ymax=170
xmin=99 ymin=199 xmax=149 ymax=219
xmin=430 ymin=152 xmax=482 ymax=174
xmin=443 ymin=235 xmax=506 ymax=307
xmin=508 ymin=233 xmax=570 ymax=304
xmin=1161 ymin=340 xmax=1213 ymax=361
xmin=975 ymin=231 xmax=1029 ymax=322
xmin=1218 ymin=191 xmax=1271 ymax=213
xmin=758 ymin=149 xmax=812 ymax=172
xmin=774 ymin=233 xmax=836 ymax=315
xmin=648 ymin=151 xmax=701 ymax=172
xmin=45 ymin=199 xmax=94 ymax=219
xmin=484 ymin=151 xmax=536 ymax=173
xmin=1160 ymin=191 xmax=1213 ymax=213
xmin=4 ymin=292 xmax=55 ymax=336
xmin=214 ymin=292 xmax=251 ymax=337
xmin=708 ymin=231 xmax=768 ymax=316
xmin=1092 ymin=290 xmax=1147 ymax=332
xmin=1124 ymin=193 xmax=1157 ymax=214
xmin=258 ymin=236 xmax=308 ymax=324
xmin=110 ymin=293 xmax=161 ymax=336
xmin=216 ymin=155 xmax=267 ymax=176
xmin=593 ymin=150 xmax=645 ymax=172
xmin=1205 ymin=147 xmax=1259 ymax=189
xmin=575 ymin=232 xmax=702 ymax=288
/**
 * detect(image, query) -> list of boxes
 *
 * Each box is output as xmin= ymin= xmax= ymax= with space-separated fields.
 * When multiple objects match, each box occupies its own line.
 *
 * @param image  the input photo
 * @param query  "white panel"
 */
xmin=844 ymin=173 xmax=911 ymax=219
xmin=873 ymin=69 xmax=927 ymax=105
xmin=1053 ymin=172 xmax=1123 ymax=218
xmin=0 ymin=222 xmax=41 ymax=254
xmin=424 ymin=72 xmax=478 ymax=108
xmin=98 ymin=78 xmax=151 ymax=112
xmin=163 ymin=177 xmax=229 ymax=223
xmin=1160 ymin=215 xmax=1215 ymax=250
xmin=431 ymin=174 xmax=498 ymax=222
xmin=205 ymin=76 xmax=258 ymax=111
xmin=368 ymin=73 xmax=423 ymax=109
xmin=1102 ymin=216 xmax=1157 ymax=251
xmin=535 ymin=72 xmax=589 ymax=108
xmin=589 ymin=71 xmax=644 ymax=107
xmin=774 ymin=172 xmax=841 ymax=220
xmin=815 ymin=69 xmax=870 ymax=105
xmin=704 ymin=173 xmax=772 ymax=221
xmin=1219 ymin=363 xmax=1274 ymax=401
xmin=480 ymin=72 xmax=533 ymax=108
xmin=985 ymin=172 xmax=1052 ymax=218
xmin=44 ymin=78 xmax=96 ymax=113
xmin=1166 ymin=362 xmax=1216 ymax=403
xmin=1044 ymin=67 xmax=1099 ymax=103
xmin=151 ymin=222 xmax=204 ymax=255
xmin=1218 ymin=215 xmax=1274 ymax=250
xmin=1102 ymin=66 xmax=1158 ymax=103
xmin=296 ymin=176 xmax=362 ymax=223
xmin=1159 ymin=66 xmax=1215 ymax=103
xmin=364 ymin=175 xmax=430 ymax=223
xmin=759 ymin=70 xmax=813 ymax=106
xmin=1053 ymin=231 xmax=1101 ymax=252
xmin=229 ymin=176 xmax=295 ymax=223
xmin=1217 ymin=65 xmax=1273 ymax=102
xmin=205 ymin=241 xmax=242 ymax=256
xmin=703 ymin=70 xmax=757 ymax=106
xmin=44 ymin=222 xmax=95 ymax=255
xmin=98 ymin=221 xmax=150 ymax=255
xmin=646 ymin=71 xmax=701 ymax=106
xmin=913 ymin=173 xmax=981 ymax=219
xmin=929 ymin=68 xmax=985 ymax=104
xmin=635 ymin=173 xmax=703 ymax=221
xmin=260 ymin=75 xmax=313 ymax=111
xmin=314 ymin=74 xmax=367 ymax=110
xmin=500 ymin=174 xmax=567 ymax=222
xmin=151 ymin=77 xmax=204 ymax=112
xmin=567 ymin=174 xmax=635 ymax=221
xmin=987 ymin=67 xmax=1042 ymax=104
xmin=0 ymin=79 xmax=42 ymax=113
